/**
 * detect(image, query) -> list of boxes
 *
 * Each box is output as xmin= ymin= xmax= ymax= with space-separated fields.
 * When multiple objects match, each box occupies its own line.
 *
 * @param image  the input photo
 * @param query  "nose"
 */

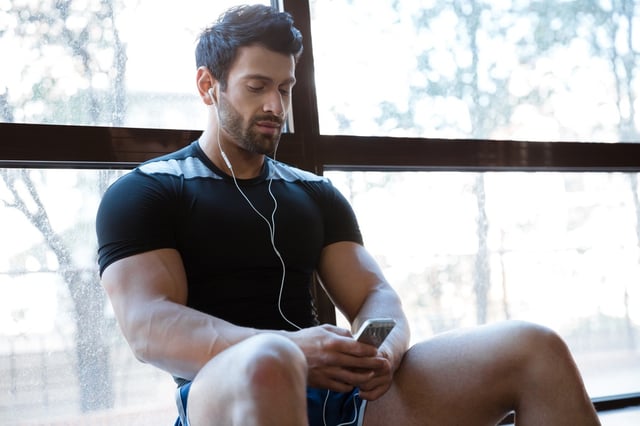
xmin=263 ymin=89 xmax=286 ymax=118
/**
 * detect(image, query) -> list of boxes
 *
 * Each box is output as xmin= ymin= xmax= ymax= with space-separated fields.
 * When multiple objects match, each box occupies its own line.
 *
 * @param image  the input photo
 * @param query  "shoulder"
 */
xmin=103 ymin=141 xmax=223 ymax=199
xmin=98 ymin=141 xmax=213 ymax=223
xmin=137 ymin=141 xmax=220 ymax=181
xmin=267 ymin=158 xmax=328 ymax=184
xmin=267 ymin=159 xmax=347 ymax=203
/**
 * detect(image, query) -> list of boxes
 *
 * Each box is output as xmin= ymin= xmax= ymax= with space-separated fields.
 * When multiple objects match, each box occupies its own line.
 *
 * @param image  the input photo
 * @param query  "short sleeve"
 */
xmin=96 ymin=170 xmax=180 ymax=275
xmin=318 ymin=180 xmax=364 ymax=247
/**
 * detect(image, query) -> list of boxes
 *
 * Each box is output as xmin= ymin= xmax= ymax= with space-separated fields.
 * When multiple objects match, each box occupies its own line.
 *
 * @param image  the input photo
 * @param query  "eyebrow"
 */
xmin=242 ymin=74 xmax=297 ymax=86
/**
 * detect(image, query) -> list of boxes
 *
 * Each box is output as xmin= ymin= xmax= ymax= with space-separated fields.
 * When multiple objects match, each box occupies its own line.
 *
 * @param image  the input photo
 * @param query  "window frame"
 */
xmin=0 ymin=0 xmax=638 ymax=415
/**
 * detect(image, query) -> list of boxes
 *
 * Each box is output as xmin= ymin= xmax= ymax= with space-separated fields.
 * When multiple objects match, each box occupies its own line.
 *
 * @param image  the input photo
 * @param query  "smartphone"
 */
xmin=353 ymin=318 xmax=396 ymax=348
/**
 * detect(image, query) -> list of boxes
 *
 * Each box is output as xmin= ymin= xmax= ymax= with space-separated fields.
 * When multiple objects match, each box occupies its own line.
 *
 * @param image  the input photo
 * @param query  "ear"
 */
xmin=196 ymin=66 xmax=217 ymax=106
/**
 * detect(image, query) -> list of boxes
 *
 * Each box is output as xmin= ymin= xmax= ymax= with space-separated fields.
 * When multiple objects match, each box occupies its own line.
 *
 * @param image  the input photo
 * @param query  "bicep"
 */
xmin=316 ymin=241 xmax=389 ymax=323
xmin=101 ymin=248 xmax=188 ymax=322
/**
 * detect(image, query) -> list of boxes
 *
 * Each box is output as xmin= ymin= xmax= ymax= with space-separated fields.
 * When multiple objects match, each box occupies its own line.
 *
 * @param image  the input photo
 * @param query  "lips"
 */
xmin=255 ymin=119 xmax=282 ymax=134
xmin=256 ymin=120 xmax=281 ymax=127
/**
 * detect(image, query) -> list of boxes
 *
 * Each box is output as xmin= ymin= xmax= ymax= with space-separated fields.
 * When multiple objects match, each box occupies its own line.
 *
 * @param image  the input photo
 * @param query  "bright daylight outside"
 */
xmin=1 ymin=0 xmax=639 ymax=425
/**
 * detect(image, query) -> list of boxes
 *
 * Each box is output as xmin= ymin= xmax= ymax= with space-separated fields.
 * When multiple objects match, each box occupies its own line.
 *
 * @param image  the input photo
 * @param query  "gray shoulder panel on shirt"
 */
xmin=138 ymin=154 xmax=327 ymax=184
xmin=267 ymin=158 xmax=327 ymax=183
xmin=138 ymin=156 xmax=223 ymax=180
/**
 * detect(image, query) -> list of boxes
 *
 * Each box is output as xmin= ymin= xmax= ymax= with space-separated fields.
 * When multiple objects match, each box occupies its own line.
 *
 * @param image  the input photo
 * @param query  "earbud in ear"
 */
xmin=208 ymin=87 xmax=216 ymax=105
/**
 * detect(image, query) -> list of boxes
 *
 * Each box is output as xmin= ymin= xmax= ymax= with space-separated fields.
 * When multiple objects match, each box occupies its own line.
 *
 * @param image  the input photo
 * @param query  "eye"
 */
xmin=248 ymin=85 xmax=264 ymax=92
xmin=279 ymin=88 xmax=292 ymax=96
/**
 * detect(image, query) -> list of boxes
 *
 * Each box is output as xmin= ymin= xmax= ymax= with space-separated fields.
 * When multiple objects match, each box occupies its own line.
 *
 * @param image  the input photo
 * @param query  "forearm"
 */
xmin=123 ymin=298 xmax=258 ymax=380
xmin=352 ymin=285 xmax=410 ymax=372
xmin=101 ymin=250 xmax=263 ymax=380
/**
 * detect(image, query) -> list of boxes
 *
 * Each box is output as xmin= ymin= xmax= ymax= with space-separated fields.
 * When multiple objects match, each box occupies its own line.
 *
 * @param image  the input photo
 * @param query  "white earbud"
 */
xmin=220 ymin=149 xmax=232 ymax=169
xmin=210 ymin=87 xmax=231 ymax=169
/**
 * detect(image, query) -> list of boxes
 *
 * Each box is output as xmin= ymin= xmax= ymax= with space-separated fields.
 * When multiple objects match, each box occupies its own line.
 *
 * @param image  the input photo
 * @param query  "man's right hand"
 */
xmin=286 ymin=324 xmax=387 ymax=392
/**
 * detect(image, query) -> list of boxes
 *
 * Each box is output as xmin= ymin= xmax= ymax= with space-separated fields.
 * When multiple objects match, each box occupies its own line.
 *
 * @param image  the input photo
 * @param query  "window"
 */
xmin=326 ymin=170 xmax=640 ymax=399
xmin=0 ymin=168 xmax=181 ymax=422
xmin=0 ymin=0 xmax=269 ymax=129
xmin=1 ymin=0 xmax=639 ymax=423
xmin=310 ymin=0 xmax=640 ymax=142
xmin=0 ymin=1 xmax=267 ymax=423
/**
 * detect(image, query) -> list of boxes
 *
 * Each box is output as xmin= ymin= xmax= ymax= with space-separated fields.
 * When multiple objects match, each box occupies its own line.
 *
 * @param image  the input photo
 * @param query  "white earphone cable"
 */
xmin=214 ymin=112 xmax=301 ymax=331
xmin=213 ymin=91 xmax=364 ymax=426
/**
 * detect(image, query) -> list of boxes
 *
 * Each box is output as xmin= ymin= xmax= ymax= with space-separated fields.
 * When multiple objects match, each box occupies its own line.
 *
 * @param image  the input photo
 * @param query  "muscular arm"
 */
xmin=317 ymin=241 xmax=411 ymax=377
xmin=101 ymin=248 xmax=258 ymax=381
xmin=102 ymin=240 xmax=408 ymax=395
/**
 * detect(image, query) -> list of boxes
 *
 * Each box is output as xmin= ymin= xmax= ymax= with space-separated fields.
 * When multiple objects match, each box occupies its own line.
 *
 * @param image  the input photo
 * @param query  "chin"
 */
xmin=261 ymin=139 xmax=281 ymax=156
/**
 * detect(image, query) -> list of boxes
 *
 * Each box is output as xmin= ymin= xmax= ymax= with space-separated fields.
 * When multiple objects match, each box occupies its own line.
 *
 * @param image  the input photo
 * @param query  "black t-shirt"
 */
xmin=96 ymin=141 xmax=363 ymax=331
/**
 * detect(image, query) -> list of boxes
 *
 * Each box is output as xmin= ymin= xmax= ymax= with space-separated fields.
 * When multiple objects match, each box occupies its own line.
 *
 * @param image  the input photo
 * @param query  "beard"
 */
xmin=217 ymin=94 xmax=283 ymax=156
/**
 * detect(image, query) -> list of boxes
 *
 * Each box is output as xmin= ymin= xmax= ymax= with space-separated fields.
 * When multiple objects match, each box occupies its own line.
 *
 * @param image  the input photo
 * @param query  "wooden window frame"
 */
xmin=0 ymin=0 xmax=638 ymax=415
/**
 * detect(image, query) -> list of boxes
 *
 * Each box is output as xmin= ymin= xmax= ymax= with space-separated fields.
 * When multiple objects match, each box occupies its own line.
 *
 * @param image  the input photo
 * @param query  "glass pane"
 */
xmin=0 ymin=168 xmax=177 ymax=424
xmin=310 ymin=1 xmax=640 ymax=142
xmin=0 ymin=0 xmax=268 ymax=129
xmin=325 ymin=170 xmax=640 ymax=399
xmin=2 ymin=168 xmax=638 ymax=422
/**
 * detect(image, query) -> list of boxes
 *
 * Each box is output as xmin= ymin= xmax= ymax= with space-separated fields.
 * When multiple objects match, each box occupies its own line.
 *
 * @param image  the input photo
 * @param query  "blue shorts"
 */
xmin=174 ymin=382 xmax=366 ymax=426
xmin=307 ymin=387 xmax=366 ymax=426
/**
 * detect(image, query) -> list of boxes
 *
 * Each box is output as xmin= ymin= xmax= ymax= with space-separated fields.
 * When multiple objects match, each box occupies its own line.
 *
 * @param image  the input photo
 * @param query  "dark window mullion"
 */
xmin=315 ymin=135 xmax=640 ymax=172
xmin=282 ymin=0 xmax=322 ymax=175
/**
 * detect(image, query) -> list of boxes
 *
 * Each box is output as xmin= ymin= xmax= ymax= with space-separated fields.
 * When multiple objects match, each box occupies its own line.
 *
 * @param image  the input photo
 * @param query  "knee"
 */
xmin=241 ymin=334 xmax=308 ymax=390
xmin=509 ymin=321 xmax=569 ymax=355
xmin=187 ymin=335 xmax=308 ymax=424
xmin=506 ymin=320 xmax=575 ymax=374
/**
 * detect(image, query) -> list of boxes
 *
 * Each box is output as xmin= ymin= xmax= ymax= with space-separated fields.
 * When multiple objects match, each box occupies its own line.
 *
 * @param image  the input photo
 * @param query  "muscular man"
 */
xmin=96 ymin=4 xmax=600 ymax=425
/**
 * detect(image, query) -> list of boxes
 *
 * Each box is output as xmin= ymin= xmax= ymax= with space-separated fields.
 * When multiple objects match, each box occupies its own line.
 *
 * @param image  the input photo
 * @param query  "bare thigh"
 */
xmin=187 ymin=333 xmax=308 ymax=426
xmin=363 ymin=321 xmax=556 ymax=426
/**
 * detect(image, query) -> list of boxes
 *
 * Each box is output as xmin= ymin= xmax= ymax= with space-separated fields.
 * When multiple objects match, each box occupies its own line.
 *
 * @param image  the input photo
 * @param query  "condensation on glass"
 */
xmin=325 ymin=170 xmax=640 ymax=400
xmin=2 ymin=0 xmax=640 ymax=424
xmin=0 ymin=168 xmax=180 ymax=423
xmin=310 ymin=0 xmax=640 ymax=142
xmin=2 ymin=168 xmax=639 ymax=423
xmin=0 ymin=0 xmax=269 ymax=129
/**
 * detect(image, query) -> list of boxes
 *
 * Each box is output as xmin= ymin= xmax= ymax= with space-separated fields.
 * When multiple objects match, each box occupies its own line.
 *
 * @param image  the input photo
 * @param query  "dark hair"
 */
xmin=195 ymin=4 xmax=303 ymax=90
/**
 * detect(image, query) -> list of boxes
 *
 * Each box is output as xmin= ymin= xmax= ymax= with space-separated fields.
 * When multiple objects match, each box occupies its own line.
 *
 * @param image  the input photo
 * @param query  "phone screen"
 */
xmin=354 ymin=318 xmax=396 ymax=348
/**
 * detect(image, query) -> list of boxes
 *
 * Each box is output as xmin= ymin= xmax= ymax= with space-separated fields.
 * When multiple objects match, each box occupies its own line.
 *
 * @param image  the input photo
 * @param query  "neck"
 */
xmin=198 ymin=130 xmax=265 ymax=179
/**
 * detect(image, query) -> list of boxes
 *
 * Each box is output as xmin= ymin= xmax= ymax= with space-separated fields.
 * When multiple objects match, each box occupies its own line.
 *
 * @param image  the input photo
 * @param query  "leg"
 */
xmin=364 ymin=320 xmax=600 ymax=426
xmin=187 ymin=333 xmax=309 ymax=426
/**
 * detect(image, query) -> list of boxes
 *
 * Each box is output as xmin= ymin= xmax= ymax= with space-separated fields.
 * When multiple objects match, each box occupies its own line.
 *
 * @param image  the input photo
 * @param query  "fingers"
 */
xmin=309 ymin=366 xmax=375 ymax=393
xmin=307 ymin=352 xmax=387 ymax=392
xmin=354 ymin=355 xmax=394 ymax=401
xmin=326 ymin=356 xmax=391 ymax=393
xmin=325 ymin=330 xmax=380 ymax=358
xmin=357 ymin=371 xmax=392 ymax=400
xmin=291 ymin=325 xmax=393 ymax=394
xmin=307 ymin=353 xmax=381 ymax=384
xmin=358 ymin=382 xmax=390 ymax=401
xmin=318 ymin=323 xmax=353 ymax=338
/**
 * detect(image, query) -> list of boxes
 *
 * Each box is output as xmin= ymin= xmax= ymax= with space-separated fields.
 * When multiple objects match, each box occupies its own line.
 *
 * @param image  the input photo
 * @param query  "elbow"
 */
xmin=119 ymin=309 xmax=156 ymax=365
xmin=127 ymin=333 xmax=152 ymax=364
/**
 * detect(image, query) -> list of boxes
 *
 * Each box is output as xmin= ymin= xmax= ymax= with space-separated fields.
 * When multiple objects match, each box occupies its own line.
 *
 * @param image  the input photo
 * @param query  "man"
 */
xmin=96 ymin=4 xmax=600 ymax=425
